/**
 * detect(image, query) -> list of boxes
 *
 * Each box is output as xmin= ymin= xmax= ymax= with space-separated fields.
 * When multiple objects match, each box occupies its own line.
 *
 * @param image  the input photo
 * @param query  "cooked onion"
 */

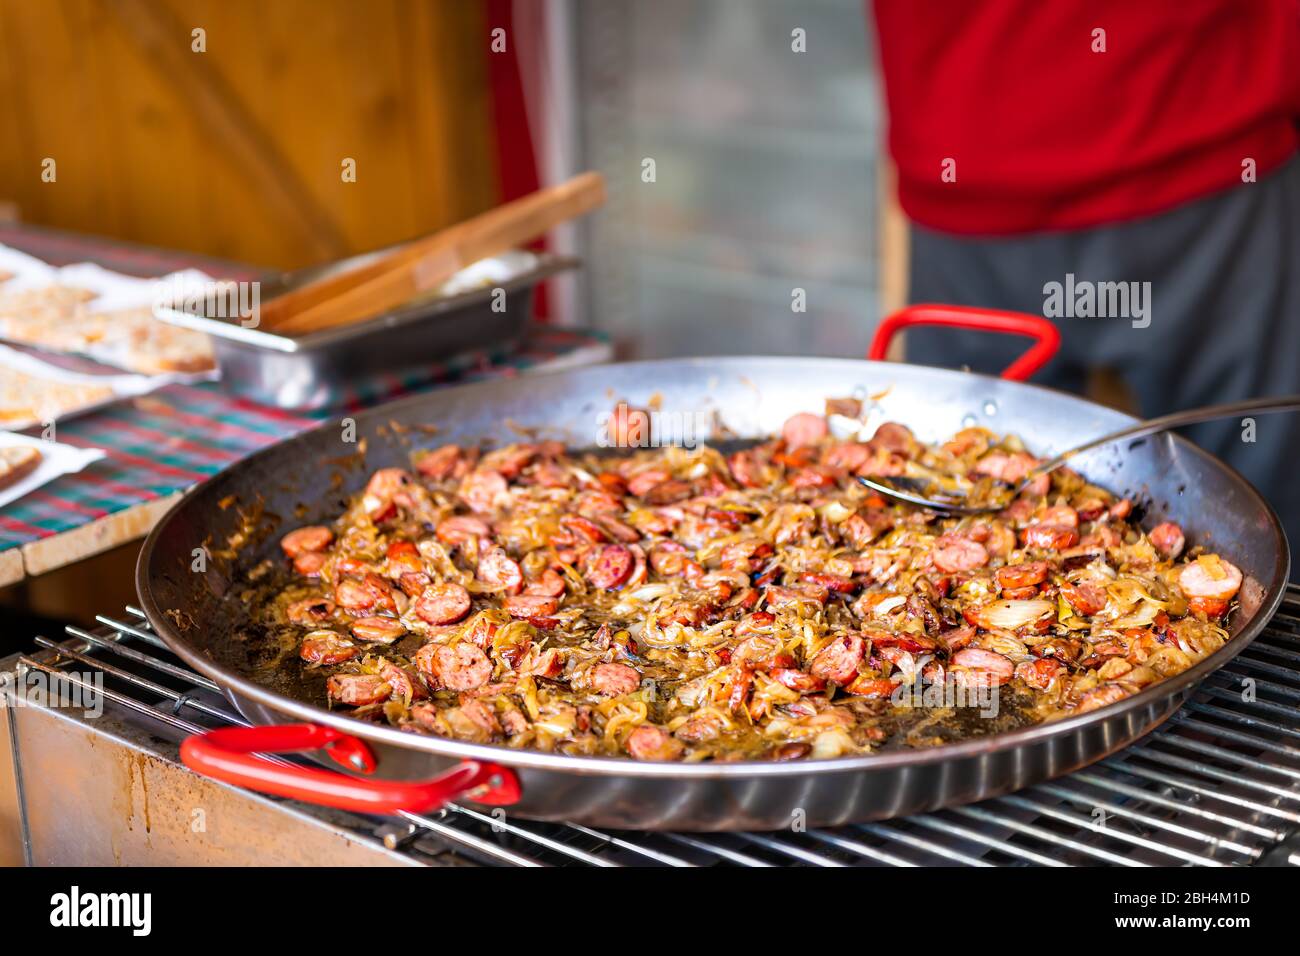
xmin=977 ymin=599 xmax=1054 ymax=630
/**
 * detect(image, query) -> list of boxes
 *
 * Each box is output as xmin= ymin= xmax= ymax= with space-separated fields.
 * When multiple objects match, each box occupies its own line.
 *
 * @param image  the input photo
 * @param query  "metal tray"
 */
xmin=154 ymin=251 xmax=578 ymax=410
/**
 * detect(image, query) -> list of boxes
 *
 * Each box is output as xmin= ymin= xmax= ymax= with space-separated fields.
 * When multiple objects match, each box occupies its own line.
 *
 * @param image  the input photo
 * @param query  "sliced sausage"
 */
xmin=457 ymin=699 xmax=502 ymax=737
xmin=870 ymin=422 xmax=916 ymax=454
xmin=435 ymin=515 xmax=490 ymax=547
xmin=560 ymin=513 xmax=610 ymax=543
xmin=522 ymin=647 xmax=564 ymax=679
xmin=363 ymin=468 xmax=416 ymax=518
xmin=413 ymin=444 xmax=463 ymax=479
xmin=281 ymin=525 xmax=333 ymax=558
xmin=765 ymin=583 xmax=829 ymax=608
xmin=626 ymin=469 xmax=671 ymax=497
xmin=480 ymin=444 xmax=538 ymax=479
xmin=1178 ymin=558 xmax=1243 ymax=607
xmin=808 ymin=633 xmax=865 ymax=684
xmin=326 ymin=674 xmax=392 ymax=706
xmin=378 ymin=661 xmax=424 ymax=702
xmin=625 ymin=724 xmax=685 ymax=761
xmin=799 ymin=572 xmax=856 ymax=593
xmin=432 ymin=642 xmax=493 ymax=691
xmin=1037 ymin=505 xmax=1079 ymax=529
xmin=1149 ymin=522 xmax=1186 ymax=559
xmin=769 ymin=668 xmax=826 ymax=693
xmin=782 ymin=412 xmax=829 ymax=449
xmin=1075 ymin=683 xmax=1130 ymax=713
xmin=477 ymin=548 xmax=523 ymax=593
xmin=587 ymin=662 xmax=641 ymax=697
xmin=413 ymin=582 xmax=472 ymax=625
xmin=843 ymin=675 xmax=900 ymax=698
xmin=728 ymin=450 xmax=764 ymax=488
xmin=299 ymin=631 xmax=357 ymax=665
xmin=1021 ymin=524 xmax=1080 ymax=551
xmin=349 ymin=616 xmax=406 ymax=643
xmin=1015 ymin=657 xmax=1064 ymax=690
xmin=932 ymin=535 xmax=989 ymax=573
xmin=524 ymin=568 xmax=567 ymax=598
xmin=385 ymin=539 xmax=423 ymax=575
xmin=459 ymin=469 xmax=508 ymax=513
xmin=1061 ymin=580 xmax=1108 ymax=616
xmin=583 ymin=544 xmax=634 ymax=589
xmin=996 ymin=561 xmax=1049 ymax=590
xmin=287 ymin=597 xmax=335 ymax=625
xmin=950 ymin=648 xmax=1014 ymax=687
xmin=502 ymin=593 xmax=560 ymax=619
xmin=335 ymin=574 xmax=396 ymax=614
xmin=293 ymin=552 xmax=328 ymax=577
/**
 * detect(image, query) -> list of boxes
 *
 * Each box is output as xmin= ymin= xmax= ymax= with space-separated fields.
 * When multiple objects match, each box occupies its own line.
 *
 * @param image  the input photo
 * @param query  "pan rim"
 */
xmin=136 ymin=356 xmax=1291 ymax=780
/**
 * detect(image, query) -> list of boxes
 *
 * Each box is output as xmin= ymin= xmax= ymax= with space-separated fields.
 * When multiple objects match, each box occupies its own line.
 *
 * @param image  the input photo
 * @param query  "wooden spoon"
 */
xmin=260 ymin=171 xmax=606 ymax=335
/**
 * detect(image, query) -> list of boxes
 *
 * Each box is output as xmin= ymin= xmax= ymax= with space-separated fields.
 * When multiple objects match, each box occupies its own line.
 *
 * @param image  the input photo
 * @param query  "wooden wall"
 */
xmin=0 ymin=0 xmax=498 ymax=269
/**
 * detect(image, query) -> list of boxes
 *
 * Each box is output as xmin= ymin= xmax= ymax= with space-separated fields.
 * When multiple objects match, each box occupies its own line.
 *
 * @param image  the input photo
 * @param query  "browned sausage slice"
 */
xmin=477 ymin=548 xmax=523 ymax=593
xmin=349 ymin=616 xmax=406 ymax=644
xmin=951 ymin=648 xmax=1014 ymax=687
xmin=300 ymin=631 xmax=357 ymax=665
xmin=1178 ymin=558 xmax=1243 ymax=602
xmin=326 ymin=674 xmax=392 ymax=706
xmin=287 ymin=597 xmax=335 ymax=625
xmin=281 ymin=525 xmax=333 ymax=558
xmin=1021 ymin=525 xmax=1080 ymax=551
xmin=432 ymin=643 xmax=493 ymax=691
xmin=414 ymin=582 xmax=472 ymax=625
xmin=583 ymin=544 xmax=634 ymax=589
xmin=1060 ymin=581 xmax=1107 ymax=616
xmin=996 ymin=561 xmax=1048 ymax=589
xmin=458 ymin=469 xmax=508 ymax=513
xmin=932 ymin=534 xmax=989 ymax=573
xmin=414 ymin=444 xmax=462 ymax=479
xmin=502 ymin=593 xmax=560 ymax=618
xmin=524 ymin=568 xmax=567 ymax=598
xmin=782 ymin=412 xmax=828 ymax=449
xmin=436 ymin=515 xmax=491 ymax=547
xmin=808 ymin=633 xmax=865 ymax=684
xmin=1149 ymin=522 xmax=1186 ymax=559
xmin=334 ymin=574 xmax=397 ymax=614
xmin=625 ymin=724 xmax=685 ymax=761
xmin=587 ymin=662 xmax=641 ymax=697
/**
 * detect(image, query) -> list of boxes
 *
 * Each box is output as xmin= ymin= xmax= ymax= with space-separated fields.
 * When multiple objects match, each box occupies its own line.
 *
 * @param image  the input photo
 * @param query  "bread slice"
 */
xmin=0 ymin=367 xmax=116 ymax=429
xmin=0 ymin=445 xmax=42 ymax=491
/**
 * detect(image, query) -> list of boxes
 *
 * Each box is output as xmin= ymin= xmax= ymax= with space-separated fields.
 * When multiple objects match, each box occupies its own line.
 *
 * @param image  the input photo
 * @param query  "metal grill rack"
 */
xmin=18 ymin=587 xmax=1300 ymax=867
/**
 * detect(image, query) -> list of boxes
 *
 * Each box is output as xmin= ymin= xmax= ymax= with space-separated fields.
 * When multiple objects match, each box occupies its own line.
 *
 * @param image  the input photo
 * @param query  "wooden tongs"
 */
xmin=258 ymin=171 xmax=606 ymax=335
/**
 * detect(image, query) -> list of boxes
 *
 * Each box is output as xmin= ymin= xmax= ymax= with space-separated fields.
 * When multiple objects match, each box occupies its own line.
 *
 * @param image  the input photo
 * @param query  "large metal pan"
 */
xmin=137 ymin=315 xmax=1288 ymax=831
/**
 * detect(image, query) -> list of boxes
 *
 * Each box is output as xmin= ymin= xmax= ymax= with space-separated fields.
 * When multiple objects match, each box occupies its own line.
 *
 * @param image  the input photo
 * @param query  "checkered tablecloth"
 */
xmin=0 ymin=225 xmax=609 ymax=569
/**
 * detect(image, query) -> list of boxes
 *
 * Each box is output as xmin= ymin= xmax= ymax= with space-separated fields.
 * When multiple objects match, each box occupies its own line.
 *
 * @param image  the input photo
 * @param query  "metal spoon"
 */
xmin=858 ymin=395 xmax=1300 ymax=515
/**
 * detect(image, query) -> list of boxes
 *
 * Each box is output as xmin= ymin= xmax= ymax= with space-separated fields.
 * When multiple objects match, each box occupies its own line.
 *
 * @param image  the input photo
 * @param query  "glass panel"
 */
xmin=575 ymin=0 xmax=882 ymax=358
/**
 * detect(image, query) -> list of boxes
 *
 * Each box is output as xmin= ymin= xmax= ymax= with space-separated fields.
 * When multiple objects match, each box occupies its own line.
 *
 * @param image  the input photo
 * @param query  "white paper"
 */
xmin=0 ymin=344 xmax=214 ymax=431
xmin=437 ymin=250 xmax=540 ymax=296
xmin=0 ymin=431 xmax=105 ymax=510
xmin=0 ymin=245 xmax=60 ymax=290
xmin=54 ymin=262 xmax=215 ymax=313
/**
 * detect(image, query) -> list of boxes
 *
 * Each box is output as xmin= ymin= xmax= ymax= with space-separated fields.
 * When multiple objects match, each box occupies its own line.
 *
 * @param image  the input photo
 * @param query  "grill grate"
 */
xmin=18 ymin=587 xmax=1300 ymax=867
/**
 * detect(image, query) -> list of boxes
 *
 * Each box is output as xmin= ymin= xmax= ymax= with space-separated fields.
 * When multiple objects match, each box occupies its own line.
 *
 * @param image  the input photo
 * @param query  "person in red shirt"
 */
xmin=872 ymin=0 xmax=1300 ymax=543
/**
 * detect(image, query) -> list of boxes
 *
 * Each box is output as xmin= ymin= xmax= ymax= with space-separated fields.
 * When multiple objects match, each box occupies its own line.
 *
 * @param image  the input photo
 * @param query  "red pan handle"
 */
xmin=180 ymin=723 xmax=520 ymax=814
xmin=868 ymin=304 xmax=1061 ymax=381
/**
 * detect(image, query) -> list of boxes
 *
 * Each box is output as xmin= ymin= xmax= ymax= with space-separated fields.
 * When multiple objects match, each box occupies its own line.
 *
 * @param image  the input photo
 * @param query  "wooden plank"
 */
xmin=0 ymin=547 xmax=22 ymax=588
xmin=0 ymin=0 xmax=496 ymax=270
xmin=20 ymin=491 xmax=184 ymax=577
xmin=106 ymin=0 xmax=348 ymax=261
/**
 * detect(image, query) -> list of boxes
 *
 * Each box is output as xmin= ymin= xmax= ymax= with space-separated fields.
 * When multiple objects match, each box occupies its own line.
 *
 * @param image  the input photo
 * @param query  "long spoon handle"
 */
xmin=1033 ymin=395 xmax=1300 ymax=479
